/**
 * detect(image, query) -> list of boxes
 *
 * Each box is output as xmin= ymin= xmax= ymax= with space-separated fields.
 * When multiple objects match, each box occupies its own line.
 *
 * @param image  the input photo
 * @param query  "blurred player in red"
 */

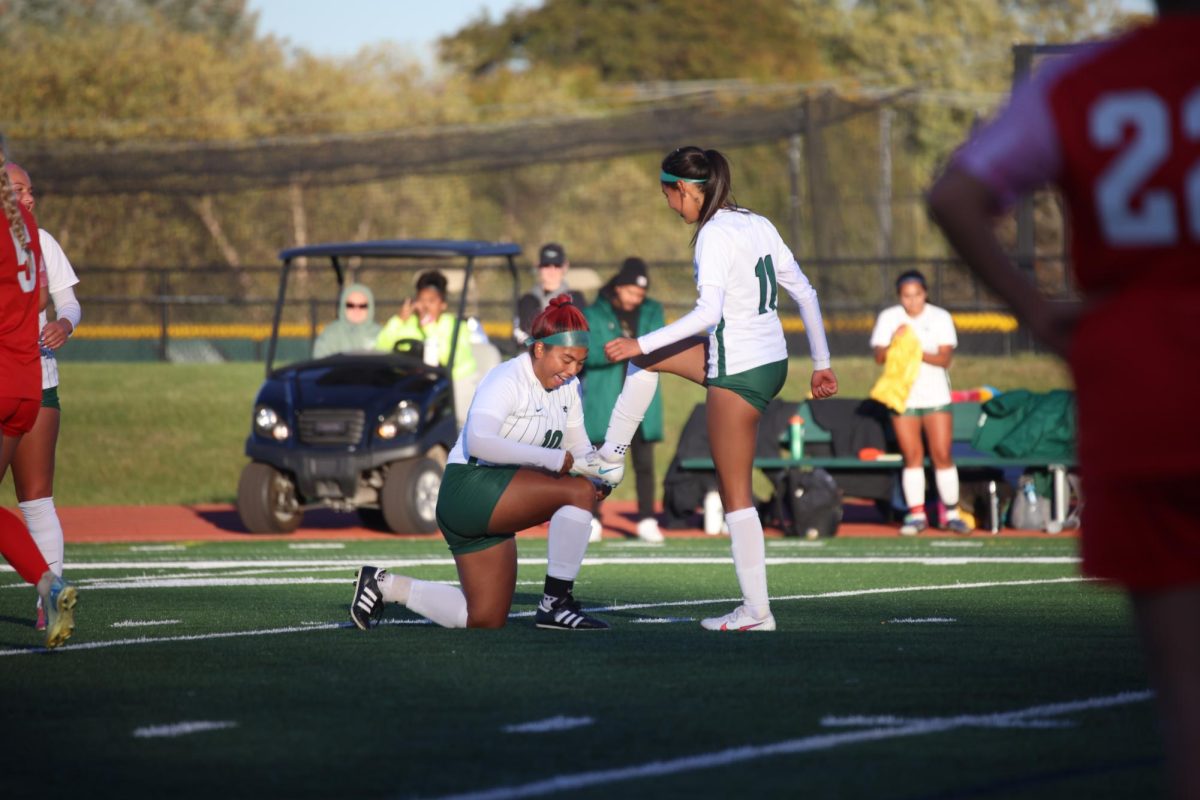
xmin=928 ymin=4 xmax=1200 ymax=796
xmin=0 ymin=149 xmax=78 ymax=649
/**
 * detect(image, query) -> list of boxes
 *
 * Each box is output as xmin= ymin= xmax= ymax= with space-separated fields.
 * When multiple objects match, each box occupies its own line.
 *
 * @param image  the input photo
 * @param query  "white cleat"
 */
xmin=700 ymin=605 xmax=776 ymax=632
xmin=571 ymin=448 xmax=625 ymax=487
xmin=636 ymin=517 xmax=663 ymax=543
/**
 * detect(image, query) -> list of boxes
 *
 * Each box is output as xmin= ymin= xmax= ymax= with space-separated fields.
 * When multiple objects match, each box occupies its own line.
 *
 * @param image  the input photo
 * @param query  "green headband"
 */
xmin=660 ymin=170 xmax=707 ymax=184
xmin=525 ymin=330 xmax=590 ymax=348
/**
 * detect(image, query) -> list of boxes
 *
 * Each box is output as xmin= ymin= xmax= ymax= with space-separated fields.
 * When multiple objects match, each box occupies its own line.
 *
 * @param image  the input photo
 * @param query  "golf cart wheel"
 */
xmin=380 ymin=457 xmax=442 ymax=534
xmin=237 ymin=462 xmax=303 ymax=533
xmin=356 ymin=508 xmax=388 ymax=531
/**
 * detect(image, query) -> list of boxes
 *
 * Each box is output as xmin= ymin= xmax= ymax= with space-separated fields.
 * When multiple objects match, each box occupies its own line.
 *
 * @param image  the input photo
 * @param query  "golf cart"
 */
xmin=236 ymin=240 xmax=520 ymax=534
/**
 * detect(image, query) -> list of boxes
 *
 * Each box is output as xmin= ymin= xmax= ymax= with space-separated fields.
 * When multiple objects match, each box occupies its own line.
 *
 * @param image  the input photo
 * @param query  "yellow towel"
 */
xmin=869 ymin=326 xmax=922 ymax=414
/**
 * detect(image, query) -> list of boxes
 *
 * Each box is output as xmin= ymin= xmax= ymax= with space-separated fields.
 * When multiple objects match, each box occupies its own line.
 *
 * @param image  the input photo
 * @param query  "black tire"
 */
xmin=237 ymin=462 xmax=303 ymax=533
xmin=380 ymin=457 xmax=442 ymax=534
xmin=356 ymin=508 xmax=388 ymax=531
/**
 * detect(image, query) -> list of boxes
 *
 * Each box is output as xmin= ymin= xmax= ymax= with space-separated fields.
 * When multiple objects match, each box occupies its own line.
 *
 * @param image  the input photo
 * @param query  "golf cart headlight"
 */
xmin=377 ymin=401 xmax=420 ymax=439
xmin=254 ymin=405 xmax=279 ymax=435
xmin=271 ymin=423 xmax=290 ymax=441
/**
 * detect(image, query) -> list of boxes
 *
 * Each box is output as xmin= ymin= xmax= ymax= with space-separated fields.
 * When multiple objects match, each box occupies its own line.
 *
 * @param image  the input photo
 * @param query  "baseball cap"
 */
xmin=538 ymin=242 xmax=566 ymax=266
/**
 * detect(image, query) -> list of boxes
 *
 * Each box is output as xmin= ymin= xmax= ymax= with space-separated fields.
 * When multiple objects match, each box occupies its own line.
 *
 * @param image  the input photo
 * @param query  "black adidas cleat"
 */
xmin=534 ymin=593 xmax=610 ymax=631
xmin=350 ymin=566 xmax=386 ymax=630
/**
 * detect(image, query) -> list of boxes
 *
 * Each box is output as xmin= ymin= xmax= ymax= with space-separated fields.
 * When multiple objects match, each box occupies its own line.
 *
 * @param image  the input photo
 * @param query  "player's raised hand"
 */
xmin=604 ymin=337 xmax=642 ymax=362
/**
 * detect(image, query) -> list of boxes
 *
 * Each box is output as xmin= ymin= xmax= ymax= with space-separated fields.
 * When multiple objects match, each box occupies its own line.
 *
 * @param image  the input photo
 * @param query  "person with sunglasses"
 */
xmin=312 ymin=283 xmax=381 ymax=359
xmin=513 ymin=242 xmax=587 ymax=346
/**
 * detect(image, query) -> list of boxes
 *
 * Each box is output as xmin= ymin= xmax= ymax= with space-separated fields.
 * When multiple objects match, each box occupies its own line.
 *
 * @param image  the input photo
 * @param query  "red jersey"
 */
xmin=956 ymin=16 xmax=1200 ymax=478
xmin=1 ymin=205 xmax=45 ymax=402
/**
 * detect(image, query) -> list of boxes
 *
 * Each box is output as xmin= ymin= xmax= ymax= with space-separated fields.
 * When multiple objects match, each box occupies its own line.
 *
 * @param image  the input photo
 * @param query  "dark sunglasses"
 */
xmin=345 ymin=302 xmax=369 ymax=309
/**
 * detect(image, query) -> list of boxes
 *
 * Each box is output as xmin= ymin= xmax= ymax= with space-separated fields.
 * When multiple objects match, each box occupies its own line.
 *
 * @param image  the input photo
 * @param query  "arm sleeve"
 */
xmin=50 ymin=285 xmax=82 ymax=331
xmin=775 ymin=253 xmax=831 ymax=370
xmin=466 ymin=410 xmax=566 ymax=472
xmin=560 ymin=382 xmax=591 ymax=461
xmin=869 ymin=309 xmax=895 ymax=348
xmin=635 ymin=284 xmax=725 ymax=355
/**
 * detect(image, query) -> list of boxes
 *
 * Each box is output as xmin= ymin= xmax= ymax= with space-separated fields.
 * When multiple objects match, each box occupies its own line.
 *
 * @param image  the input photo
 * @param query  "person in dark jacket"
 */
xmin=583 ymin=257 xmax=664 ymax=543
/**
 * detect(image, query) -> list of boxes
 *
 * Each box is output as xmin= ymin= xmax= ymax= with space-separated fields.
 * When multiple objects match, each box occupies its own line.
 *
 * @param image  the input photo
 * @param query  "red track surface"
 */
xmin=35 ymin=500 xmax=1077 ymax=544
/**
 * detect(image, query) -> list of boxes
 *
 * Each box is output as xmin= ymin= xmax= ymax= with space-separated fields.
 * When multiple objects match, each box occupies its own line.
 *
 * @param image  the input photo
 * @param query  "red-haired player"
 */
xmin=929 ymin=4 xmax=1200 ymax=796
xmin=350 ymin=295 xmax=610 ymax=630
xmin=0 ymin=150 xmax=78 ymax=649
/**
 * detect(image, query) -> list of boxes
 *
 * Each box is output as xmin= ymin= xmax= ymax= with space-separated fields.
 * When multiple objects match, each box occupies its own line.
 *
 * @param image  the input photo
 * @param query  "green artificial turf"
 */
xmin=1 ymin=535 xmax=1160 ymax=799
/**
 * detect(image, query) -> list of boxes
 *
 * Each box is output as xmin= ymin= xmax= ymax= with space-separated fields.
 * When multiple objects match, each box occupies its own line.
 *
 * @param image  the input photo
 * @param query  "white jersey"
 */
xmin=38 ymin=229 xmax=80 ymax=390
xmin=694 ymin=208 xmax=823 ymax=378
xmin=870 ymin=303 xmax=958 ymax=409
xmin=448 ymin=352 xmax=590 ymax=471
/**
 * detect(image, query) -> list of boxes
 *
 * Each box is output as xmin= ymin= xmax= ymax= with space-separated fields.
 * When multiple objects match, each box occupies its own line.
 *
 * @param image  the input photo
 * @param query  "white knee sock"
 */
xmin=600 ymin=365 xmax=658 ymax=459
xmin=935 ymin=468 xmax=961 ymax=517
xmin=725 ymin=506 xmax=770 ymax=616
xmin=547 ymin=505 xmax=593 ymax=581
xmin=406 ymin=579 xmax=469 ymax=629
xmin=902 ymin=468 xmax=926 ymax=514
xmin=19 ymin=497 xmax=63 ymax=577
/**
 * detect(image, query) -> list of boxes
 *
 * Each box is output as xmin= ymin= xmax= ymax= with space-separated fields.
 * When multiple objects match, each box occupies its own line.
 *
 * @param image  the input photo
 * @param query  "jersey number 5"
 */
xmin=754 ymin=254 xmax=778 ymax=314
xmin=10 ymin=230 xmax=37 ymax=294
xmin=1091 ymin=87 xmax=1200 ymax=246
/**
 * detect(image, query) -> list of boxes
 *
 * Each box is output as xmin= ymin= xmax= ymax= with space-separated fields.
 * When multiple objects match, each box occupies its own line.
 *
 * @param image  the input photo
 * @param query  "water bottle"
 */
xmin=1022 ymin=478 xmax=1043 ymax=531
xmin=988 ymin=480 xmax=1000 ymax=534
xmin=789 ymin=414 xmax=804 ymax=460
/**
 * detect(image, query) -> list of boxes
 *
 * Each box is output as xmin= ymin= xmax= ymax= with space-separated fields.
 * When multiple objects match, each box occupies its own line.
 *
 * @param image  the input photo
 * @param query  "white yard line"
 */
xmin=0 ymin=555 xmax=1081 ymax=576
xmin=132 ymin=720 xmax=237 ymax=738
xmin=885 ymin=617 xmax=956 ymax=624
xmin=112 ymin=619 xmax=182 ymax=628
xmin=0 ymin=576 xmax=1090 ymax=658
xmin=503 ymin=716 xmax=595 ymax=734
xmin=415 ymin=691 xmax=1152 ymax=800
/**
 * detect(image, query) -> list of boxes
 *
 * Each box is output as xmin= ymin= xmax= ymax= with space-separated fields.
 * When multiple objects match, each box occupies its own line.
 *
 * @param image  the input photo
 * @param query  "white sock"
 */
xmin=600 ymin=365 xmax=658 ymax=459
xmin=19 ymin=497 xmax=63 ymax=577
xmin=902 ymin=467 xmax=926 ymax=514
xmin=547 ymin=505 xmax=593 ymax=581
xmin=725 ymin=506 xmax=770 ymax=616
xmin=376 ymin=570 xmax=412 ymax=604
xmin=935 ymin=468 xmax=961 ymax=517
xmin=406 ymin=579 xmax=469 ymax=629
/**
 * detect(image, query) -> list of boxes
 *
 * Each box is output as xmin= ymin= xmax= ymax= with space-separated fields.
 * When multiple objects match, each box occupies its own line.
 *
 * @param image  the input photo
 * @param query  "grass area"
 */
xmin=6 ymin=356 xmax=1073 ymax=507
xmin=1 ymin=535 xmax=1158 ymax=799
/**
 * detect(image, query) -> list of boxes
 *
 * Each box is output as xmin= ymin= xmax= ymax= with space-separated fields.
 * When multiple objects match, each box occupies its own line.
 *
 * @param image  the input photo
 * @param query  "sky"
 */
xmin=249 ymin=0 xmax=1156 ymax=67
xmin=247 ymin=0 xmax=532 ymax=64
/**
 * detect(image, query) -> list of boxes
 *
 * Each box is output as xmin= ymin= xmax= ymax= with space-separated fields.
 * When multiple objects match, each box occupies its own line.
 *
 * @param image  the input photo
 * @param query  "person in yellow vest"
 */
xmin=377 ymin=270 xmax=477 ymax=424
xmin=869 ymin=270 xmax=967 ymax=536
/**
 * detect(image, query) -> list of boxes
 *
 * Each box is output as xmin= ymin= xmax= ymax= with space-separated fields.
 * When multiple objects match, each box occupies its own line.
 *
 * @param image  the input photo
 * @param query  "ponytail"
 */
xmin=660 ymin=146 xmax=736 ymax=244
xmin=0 ymin=148 xmax=33 ymax=263
xmin=528 ymin=294 xmax=589 ymax=348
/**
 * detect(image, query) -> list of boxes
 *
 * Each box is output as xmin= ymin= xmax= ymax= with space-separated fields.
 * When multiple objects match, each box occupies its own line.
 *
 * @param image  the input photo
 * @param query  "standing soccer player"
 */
xmin=928 ymin=5 xmax=1200 ymax=796
xmin=0 ymin=150 xmax=78 ymax=649
xmin=590 ymin=146 xmax=838 ymax=632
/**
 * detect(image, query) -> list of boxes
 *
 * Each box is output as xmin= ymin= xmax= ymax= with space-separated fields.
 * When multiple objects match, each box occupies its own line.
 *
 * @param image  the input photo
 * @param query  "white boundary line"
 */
xmin=0 ymin=555 xmax=1081 ymax=575
xmin=0 ymin=576 xmax=1090 ymax=657
xmin=414 ymin=691 xmax=1153 ymax=800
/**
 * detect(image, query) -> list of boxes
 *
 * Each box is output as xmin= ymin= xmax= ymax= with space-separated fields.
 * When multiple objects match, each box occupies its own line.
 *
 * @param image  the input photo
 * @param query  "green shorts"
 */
xmin=42 ymin=386 xmax=60 ymax=411
xmin=894 ymin=404 xmax=950 ymax=418
xmin=435 ymin=462 xmax=519 ymax=555
xmin=707 ymin=359 xmax=788 ymax=413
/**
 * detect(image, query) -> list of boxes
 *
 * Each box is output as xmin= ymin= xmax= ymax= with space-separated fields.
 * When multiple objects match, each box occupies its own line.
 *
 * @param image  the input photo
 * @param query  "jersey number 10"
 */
xmin=1091 ymin=87 xmax=1200 ymax=246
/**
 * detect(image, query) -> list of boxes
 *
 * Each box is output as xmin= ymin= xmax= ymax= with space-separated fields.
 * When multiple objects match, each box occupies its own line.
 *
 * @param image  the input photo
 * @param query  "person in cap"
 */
xmin=582 ymin=258 xmax=665 ymax=543
xmin=514 ymin=242 xmax=587 ymax=345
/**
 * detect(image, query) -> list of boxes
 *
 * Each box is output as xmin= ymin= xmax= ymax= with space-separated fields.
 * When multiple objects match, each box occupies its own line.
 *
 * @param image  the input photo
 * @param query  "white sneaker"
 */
xmin=700 ymin=605 xmax=776 ymax=632
xmin=589 ymin=518 xmax=603 ymax=543
xmin=636 ymin=517 xmax=663 ymax=543
xmin=571 ymin=448 xmax=625 ymax=487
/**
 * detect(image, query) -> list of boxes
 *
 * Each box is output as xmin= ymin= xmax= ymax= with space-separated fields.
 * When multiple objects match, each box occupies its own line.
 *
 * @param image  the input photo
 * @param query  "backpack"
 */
xmin=1009 ymin=475 xmax=1051 ymax=531
xmin=768 ymin=468 xmax=843 ymax=539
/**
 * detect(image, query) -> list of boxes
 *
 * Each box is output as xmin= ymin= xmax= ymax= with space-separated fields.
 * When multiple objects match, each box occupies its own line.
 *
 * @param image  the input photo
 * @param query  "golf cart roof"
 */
xmin=279 ymin=239 xmax=522 ymax=262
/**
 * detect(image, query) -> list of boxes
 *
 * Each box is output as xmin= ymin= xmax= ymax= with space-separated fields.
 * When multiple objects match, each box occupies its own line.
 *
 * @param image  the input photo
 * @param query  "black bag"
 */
xmin=768 ymin=468 xmax=842 ymax=539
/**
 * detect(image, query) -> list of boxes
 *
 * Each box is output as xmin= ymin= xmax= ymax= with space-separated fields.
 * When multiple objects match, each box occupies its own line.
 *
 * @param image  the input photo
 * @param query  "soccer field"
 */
xmin=2 ymin=536 xmax=1160 ymax=799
